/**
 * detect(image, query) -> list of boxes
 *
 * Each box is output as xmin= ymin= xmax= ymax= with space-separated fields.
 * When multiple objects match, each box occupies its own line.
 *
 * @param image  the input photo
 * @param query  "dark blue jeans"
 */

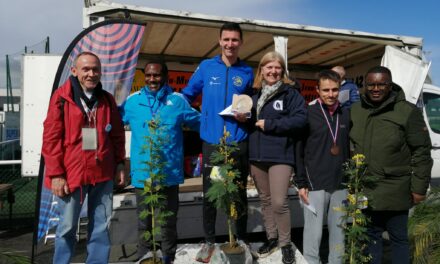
xmin=364 ymin=210 xmax=409 ymax=264
xmin=54 ymin=180 xmax=113 ymax=264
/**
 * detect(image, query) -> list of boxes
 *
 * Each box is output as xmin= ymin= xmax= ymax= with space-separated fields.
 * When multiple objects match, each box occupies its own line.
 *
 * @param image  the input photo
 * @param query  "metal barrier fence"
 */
xmin=0 ymin=141 xmax=36 ymax=229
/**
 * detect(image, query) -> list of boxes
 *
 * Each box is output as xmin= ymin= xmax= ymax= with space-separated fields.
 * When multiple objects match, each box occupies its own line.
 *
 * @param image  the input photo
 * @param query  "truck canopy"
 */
xmin=83 ymin=1 xmax=424 ymax=72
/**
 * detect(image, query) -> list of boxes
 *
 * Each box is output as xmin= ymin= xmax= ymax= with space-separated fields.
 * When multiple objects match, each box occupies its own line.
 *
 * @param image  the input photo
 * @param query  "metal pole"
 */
xmin=0 ymin=160 xmax=22 ymax=165
xmin=6 ymin=55 xmax=14 ymax=112
xmin=45 ymin=36 xmax=50 ymax=53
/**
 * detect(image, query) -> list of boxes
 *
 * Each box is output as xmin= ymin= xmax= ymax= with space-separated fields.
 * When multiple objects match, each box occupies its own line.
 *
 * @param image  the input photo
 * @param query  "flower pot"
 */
xmin=220 ymin=242 xmax=245 ymax=264
xmin=139 ymin=258 xmax=162 ymax=264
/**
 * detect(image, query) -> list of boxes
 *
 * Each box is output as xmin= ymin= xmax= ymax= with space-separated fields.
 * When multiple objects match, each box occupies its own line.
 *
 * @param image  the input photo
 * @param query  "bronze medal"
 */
xmin=318 ymin=101 xmax=340 ymax=157
xmin=330 ymin=143 xmax=340 ymax=155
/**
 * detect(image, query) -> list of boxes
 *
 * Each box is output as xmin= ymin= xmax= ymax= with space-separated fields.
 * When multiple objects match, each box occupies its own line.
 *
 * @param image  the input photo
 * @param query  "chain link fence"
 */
xmin=0 ymin=148 xmax=37 ymax=230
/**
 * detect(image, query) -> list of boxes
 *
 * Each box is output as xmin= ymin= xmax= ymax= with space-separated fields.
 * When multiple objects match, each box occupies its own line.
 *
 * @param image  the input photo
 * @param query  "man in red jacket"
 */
xmin=42 ymin=52 xmax=125 ymax=264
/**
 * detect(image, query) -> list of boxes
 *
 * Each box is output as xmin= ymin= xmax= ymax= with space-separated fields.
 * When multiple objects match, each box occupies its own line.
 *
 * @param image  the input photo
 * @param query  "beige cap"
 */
xmin=232 ymin=94 xmax=253 ymax=113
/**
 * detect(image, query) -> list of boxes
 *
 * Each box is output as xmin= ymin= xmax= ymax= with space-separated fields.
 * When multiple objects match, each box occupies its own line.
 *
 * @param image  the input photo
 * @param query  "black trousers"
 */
xmin=135 ymin=185 xmax=179 ymax=260
xmin=202 ymin=141 xmax=249 ymax=243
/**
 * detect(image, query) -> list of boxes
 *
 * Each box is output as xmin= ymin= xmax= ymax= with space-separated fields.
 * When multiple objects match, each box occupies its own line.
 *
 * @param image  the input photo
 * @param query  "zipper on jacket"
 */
xmin=256 ymin=130 xmax=261 ymax=161
xmin=223 ymin=67 xmax=230 ymax=134
xmin=305 ymin=167 xmax=314 ymax=191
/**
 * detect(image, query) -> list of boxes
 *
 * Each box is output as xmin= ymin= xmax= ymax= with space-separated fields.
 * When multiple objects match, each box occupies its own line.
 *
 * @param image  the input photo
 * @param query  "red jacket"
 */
xmin=42 ymin=78 xmax=125 ymax=192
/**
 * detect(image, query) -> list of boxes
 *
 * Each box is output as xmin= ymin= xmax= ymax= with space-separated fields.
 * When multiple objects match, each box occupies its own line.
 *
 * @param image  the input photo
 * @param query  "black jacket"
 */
xmin=248 ymin=83 xmax=307 ymax=165
xmin=295 ymin=101 xmax=350 ymax=191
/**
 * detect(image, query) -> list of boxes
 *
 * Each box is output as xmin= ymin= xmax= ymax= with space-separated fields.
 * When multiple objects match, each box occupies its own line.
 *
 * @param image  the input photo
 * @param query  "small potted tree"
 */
xmin=340 ymin=154 xmax=375 ymax=264
xmin=138 ymin=118 xmax=173 ymax=264
xmin=206 ymin=130 xmax=246 ymax=262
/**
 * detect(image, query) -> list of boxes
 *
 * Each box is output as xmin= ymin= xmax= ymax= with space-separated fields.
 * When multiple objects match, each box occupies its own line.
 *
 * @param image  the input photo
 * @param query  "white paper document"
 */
xmin=299 ymin=196 xmax=317 ymax=215
xmin=219 ymin=105 xmax=251 ymax=118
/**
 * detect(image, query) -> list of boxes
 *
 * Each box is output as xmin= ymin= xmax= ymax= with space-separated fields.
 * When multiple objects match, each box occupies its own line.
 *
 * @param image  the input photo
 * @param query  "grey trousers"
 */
xmin=302 ymin=189 xmax=347 ymax=264
xmin=250 ymin=162 xmax=293 ymax=246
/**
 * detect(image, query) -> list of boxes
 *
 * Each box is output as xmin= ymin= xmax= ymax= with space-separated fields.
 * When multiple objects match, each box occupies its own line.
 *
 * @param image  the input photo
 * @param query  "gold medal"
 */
xmin=330 ymin=143 xmax=340 ymax=155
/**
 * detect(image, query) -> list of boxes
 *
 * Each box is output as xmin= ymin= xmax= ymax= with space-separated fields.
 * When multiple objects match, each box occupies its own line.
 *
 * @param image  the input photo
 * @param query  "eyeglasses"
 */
xmin=365 ymin=83 xmax=389 ymax=90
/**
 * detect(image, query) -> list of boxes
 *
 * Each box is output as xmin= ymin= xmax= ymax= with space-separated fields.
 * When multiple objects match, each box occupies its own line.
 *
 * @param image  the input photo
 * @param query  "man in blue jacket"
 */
xmin=332 ymin=66 xmax=359 ymax=108
xmin=181 ymin=22 xmax=254 ymax=263
xmin=122 ymin=61 xmax=200 ymax=264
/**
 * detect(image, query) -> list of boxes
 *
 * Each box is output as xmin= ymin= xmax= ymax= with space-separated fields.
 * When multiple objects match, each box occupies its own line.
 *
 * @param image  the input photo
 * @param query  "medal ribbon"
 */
xmin=80 ymin=98 xmax=98 ymax=128
xmin=145 ymin=92 xmax=165 ymax=126
xmin=318 ymin=101 xmax=339 ymax=146
xmin=146 ymin=94 xmax=158 ymax=118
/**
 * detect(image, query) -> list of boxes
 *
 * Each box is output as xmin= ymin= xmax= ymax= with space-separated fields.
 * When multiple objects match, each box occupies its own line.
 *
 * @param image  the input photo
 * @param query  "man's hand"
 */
xmin=114 ymin=163 xmax=126 ymax=187
xmin=298 ymin=188 xmax=309 ymax=205
xmin=412 ymin=192 xmax=426 ymax=204
xmin=255 ymin=120 xmax=265 ymax=131
xmin=51 ymin=176 xmax=70 ymax=197
xmin=234 ymin=112 xmax=248 ymax=123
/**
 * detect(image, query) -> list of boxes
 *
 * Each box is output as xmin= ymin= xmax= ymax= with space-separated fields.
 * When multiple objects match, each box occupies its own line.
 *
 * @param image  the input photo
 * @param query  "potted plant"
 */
xmin=340 ymin=154 xmax=375 ymax=264
xmin=206 ymin=130 xmax=246 ymax=262
xmin=138 ymin=118 xmax=173 ymax=264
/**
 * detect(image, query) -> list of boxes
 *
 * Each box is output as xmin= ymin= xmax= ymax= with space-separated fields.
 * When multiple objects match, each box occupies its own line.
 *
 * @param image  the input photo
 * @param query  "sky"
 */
xmin=1 ymin=0 xmax=439 ymax=89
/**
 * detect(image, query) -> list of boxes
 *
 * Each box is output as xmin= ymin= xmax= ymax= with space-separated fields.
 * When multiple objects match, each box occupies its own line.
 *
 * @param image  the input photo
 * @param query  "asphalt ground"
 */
xmin=1 ymin=226 xmax=392 ymax=263
xmin=0 ymin=227 xmax=307 ymax=264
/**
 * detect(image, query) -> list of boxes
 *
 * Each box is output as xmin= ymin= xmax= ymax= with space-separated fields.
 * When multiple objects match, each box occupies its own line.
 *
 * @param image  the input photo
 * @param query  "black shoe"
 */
xmin=257 ymin=238 xmax=278 ymax=258
xmin=281 ymin=244 xmax=295 ymax=264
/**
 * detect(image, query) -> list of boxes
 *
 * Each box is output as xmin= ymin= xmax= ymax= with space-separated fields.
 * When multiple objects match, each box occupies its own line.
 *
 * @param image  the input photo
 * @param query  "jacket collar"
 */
xmin=142 ymin=84 xmax=173 ymax=101
xmin=214 ymin=54 xmax=243 ymax=67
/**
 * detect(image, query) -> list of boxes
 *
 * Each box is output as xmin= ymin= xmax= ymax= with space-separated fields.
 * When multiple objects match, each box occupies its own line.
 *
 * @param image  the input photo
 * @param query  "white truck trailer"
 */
xmin=21 ymin=1 xmax=440 ymax=243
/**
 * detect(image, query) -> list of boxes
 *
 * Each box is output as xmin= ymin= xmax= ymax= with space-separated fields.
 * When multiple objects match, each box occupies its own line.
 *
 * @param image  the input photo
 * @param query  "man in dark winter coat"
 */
xmin=350 ymin=66 xmax=432 ymax=264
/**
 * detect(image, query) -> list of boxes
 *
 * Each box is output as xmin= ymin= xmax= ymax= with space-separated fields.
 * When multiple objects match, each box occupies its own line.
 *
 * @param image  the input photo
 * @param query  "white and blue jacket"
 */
xmin=122 ymin=85 xmax=200 ymax=188
xmin=182 ymin=55 xmax=254 ymax=144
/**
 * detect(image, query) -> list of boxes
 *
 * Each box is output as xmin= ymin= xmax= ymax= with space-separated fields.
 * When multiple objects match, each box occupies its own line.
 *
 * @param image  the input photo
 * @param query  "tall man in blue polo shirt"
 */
xmin=182 ymin=22 xmax=254 ymax=263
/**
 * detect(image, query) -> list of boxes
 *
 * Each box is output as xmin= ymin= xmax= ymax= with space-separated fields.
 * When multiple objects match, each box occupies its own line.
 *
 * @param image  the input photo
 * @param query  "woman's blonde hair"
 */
xmin=253 ymin=51 xmax=293 ymax=89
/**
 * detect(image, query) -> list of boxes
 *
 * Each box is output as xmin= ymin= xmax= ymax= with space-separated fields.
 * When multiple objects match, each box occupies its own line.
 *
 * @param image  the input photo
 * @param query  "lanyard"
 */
xmin=318 ymin=101 xmax=339 ymax=145
xmin=146 ymin=95 xmax=159 ymax=118
xmin=80 ymin=98 xmax=98 ymax=127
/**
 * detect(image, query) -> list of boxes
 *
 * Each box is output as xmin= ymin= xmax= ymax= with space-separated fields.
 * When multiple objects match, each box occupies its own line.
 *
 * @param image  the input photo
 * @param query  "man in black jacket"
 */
xmin=295 ymin=69 xmax=350 ymax=264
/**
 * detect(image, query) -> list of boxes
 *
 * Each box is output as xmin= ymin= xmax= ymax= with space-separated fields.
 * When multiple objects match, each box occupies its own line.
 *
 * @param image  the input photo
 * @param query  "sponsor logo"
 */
xmin=232 ymin=76 xmax=243 ymax=87
xmin=166 ymin=100 xmax=173 ymax=106
xmin=273 ymin=100 xmax=283 ymax=111
xmin=210 ymin=76 xmax=221 ymax=85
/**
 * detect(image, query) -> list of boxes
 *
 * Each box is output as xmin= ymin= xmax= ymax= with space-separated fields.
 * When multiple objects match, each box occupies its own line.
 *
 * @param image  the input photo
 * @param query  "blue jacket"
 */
xmin=248 ymin=83 xmax=307 ymax=165
xmin=182 ymin=55 xmax=254 ymax=144
xmin=122 ymin=85 xmax=200 ymax=188
xmin=338 ymin=80 xmax=360 ymax=108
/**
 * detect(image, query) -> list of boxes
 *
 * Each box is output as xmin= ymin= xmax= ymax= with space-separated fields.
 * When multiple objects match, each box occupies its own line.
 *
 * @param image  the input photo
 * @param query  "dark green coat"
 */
xmin=350 ymin=85 xmax=432 ymax=211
